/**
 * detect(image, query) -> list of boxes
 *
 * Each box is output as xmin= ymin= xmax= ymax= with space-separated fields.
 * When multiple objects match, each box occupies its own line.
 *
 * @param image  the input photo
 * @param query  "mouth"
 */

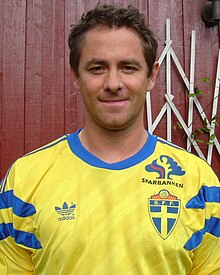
xmin=99 ymin=97 xmax=129 ymax=102
xmin=99 ymin=98 xmax=129 ymax=106
xmin=98 ymin=100 xmax=129 ymax=111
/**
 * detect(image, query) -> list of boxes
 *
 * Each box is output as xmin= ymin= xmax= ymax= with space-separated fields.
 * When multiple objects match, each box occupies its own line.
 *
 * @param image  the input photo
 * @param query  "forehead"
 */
xmin=79 ymin=26 xmax=146 ymax=64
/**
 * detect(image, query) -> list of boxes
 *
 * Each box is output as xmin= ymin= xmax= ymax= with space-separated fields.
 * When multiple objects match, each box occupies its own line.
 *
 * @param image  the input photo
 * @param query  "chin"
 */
xmin=97 ymin=119 xmax=135 ymax=131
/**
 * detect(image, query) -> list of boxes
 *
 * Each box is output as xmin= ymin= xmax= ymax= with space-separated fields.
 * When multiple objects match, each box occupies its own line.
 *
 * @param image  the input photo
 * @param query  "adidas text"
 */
xmin=58 ymin=215 xmax=75 ymax=221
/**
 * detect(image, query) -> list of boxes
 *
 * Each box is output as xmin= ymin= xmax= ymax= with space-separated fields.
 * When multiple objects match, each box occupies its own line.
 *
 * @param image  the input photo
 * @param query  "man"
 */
xmin=0 ymin=4 xmax=219 ymax=274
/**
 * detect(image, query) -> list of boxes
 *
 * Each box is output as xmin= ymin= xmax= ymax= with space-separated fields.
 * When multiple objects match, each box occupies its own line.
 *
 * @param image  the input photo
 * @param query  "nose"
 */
xmin=104 ymin=69 xmax=123 ymax=93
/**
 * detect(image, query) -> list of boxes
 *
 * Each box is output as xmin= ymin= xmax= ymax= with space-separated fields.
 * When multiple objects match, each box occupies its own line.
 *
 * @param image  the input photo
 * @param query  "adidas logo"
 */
xmin=55 ymin=202 xmax=76 ymax=221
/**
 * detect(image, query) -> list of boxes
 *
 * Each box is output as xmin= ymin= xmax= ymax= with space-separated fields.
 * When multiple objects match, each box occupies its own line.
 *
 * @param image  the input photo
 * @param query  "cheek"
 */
xmin=80 ymin=84 xmax=98 ymax=105
xmin=126 ymin=80 xmax=148 ymax=97
xmin=83 ymin=74 xmax=104 ymax=88
xmin=125 ymin=75 xmax=148 ymax=88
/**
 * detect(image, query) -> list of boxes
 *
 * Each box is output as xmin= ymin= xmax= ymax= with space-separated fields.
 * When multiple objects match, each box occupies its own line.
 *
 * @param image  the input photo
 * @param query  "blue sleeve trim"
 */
xmin=0 ymin=222 xmax=42 ymax=249
xmin=184 ymin=217 xmax=220 ymax=250
xmin=0 ymin=190 xmax=36 ymax=217
xmin=186 ymin=186 xmax=220 ymax=209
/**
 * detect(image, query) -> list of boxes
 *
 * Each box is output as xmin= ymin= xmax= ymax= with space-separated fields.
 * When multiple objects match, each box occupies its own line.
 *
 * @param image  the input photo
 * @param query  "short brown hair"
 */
xmin=68 ymin=4 xmax=158 ymax=77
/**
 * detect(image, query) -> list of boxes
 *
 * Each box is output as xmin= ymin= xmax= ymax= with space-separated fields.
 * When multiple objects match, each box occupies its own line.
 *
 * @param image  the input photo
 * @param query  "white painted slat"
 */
xmin=158 ymin=40 xmax=172 ymax=66
xmin=151 ymin=96 xmax=174 ymax=132
xmin=170 ymin=48 xmax=190 ymax=90
xmin=207 ymin=49 xmax=220 ymax=164
xmin=145 ymin=19 xmax=219 ymax=166
xmin=165 ymin=94 xmax=206 ymax=160
xmin=187 ymin=30 xmax=196 ymax=151
xmin=146 ymin=91 xmax=153 ymax=133
xmin=166 ymin=19 xmax=172 ymax=142
xmin=193 ymin=97 xmax=220 ymax=154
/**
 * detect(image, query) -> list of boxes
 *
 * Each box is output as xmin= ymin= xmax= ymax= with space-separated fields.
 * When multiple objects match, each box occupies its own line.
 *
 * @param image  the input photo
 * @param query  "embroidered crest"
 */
xmin=148 ymin=189 xmax=181 ymax=239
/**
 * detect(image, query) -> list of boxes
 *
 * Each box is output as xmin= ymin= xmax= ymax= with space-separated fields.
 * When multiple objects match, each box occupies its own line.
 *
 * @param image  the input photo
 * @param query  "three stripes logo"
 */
xmin=55 ymin=202 xmax=76 ymax=221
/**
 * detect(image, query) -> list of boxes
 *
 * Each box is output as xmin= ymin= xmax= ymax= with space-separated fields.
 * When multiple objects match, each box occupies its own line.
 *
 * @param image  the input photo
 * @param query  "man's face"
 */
xmin=73 ymin=27 xmax=158 ymax=131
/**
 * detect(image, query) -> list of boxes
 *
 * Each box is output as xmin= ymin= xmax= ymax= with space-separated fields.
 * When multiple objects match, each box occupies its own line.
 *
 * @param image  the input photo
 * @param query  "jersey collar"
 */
xmin=67 ymin=129 xmax=157 ymax=170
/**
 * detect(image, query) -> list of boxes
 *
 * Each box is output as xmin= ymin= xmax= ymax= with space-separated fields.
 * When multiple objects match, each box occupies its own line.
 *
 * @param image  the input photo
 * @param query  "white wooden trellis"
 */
xmin=146 ymin=19 xmax=220 ymax=164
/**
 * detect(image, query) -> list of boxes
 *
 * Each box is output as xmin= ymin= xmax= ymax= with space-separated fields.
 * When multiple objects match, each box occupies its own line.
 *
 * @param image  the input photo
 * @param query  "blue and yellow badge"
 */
xmin=148 ymin=189 xmax=181 ymax=239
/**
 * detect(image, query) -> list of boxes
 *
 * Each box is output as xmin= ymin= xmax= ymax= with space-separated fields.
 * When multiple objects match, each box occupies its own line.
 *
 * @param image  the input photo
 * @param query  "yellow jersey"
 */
xmin=0 ymin=130 xmax=219 ymax=274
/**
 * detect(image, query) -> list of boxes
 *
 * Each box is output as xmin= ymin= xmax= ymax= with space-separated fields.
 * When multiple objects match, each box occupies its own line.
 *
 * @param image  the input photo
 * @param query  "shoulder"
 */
xmin=0 ymin=135 xmax=70 ymax=192
xmin=16 ymin=135 xmax=69 ymax=166
xmin=155 ymin=136 xmax=219 ymax=183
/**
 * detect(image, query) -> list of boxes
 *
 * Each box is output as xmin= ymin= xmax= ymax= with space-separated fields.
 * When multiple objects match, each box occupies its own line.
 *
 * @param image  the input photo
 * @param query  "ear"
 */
xmin=146 ymin=61 xmax=159 ymax=91
xmin=71 ymin=70 xmax=80 ymax=91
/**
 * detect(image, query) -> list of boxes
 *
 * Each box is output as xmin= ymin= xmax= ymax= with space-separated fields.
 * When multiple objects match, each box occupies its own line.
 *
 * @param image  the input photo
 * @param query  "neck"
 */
xmin=79 ymin=123 xmax=148 ymax=163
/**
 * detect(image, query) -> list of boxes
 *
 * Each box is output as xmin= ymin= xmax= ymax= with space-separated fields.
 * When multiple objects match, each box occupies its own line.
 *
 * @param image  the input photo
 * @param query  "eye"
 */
xmin=88 ymin=66 xmax=105 ymax=75
xmin=122 ymin=65 xmax=139 ymax=74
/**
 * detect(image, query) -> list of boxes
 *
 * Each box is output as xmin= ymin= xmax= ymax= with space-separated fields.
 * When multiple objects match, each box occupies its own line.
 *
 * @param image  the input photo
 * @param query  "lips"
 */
xmin=101 ymin=99 xmax=128 ymax=103
xmin=99 ymin=97 xmax=129 ymax=103
xmin=98 ymin=99 xmax=129 ymax=109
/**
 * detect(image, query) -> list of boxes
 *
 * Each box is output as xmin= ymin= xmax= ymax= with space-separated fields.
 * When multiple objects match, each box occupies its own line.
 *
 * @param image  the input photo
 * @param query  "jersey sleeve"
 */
xmin=189 ymin=234 xmax=220 ymax=275
xmin=0 ymin=163 xmax=38 ymax=274
xmin=185 ymin=168 xmax=220 ymax=274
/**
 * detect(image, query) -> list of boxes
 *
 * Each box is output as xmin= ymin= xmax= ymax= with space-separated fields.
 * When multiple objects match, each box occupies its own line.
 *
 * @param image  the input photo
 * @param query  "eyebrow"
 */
xmin=85 ymin=59 xmax=108 ymax=68
xmin=85 ymin=58 xmax=143 ymax=68
xmin=119 ymin=59 xmax=143 ymax=68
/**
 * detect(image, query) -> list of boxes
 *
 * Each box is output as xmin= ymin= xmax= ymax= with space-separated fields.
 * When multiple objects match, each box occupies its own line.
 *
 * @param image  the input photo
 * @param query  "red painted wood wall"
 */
xmin=0 ymin=0 xmax=219 ymax=179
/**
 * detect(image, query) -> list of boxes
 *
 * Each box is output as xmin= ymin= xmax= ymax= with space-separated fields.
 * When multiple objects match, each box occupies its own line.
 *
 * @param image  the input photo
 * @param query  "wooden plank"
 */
xmin=24 ymin=0 xmax=43 ymax=153
xmin=183 ymin=0 xmax=220 ymax=177
xmin=148 ymin=0 xmax=187 ymax=146
xmin=0 ymin=0 xmax=219 ymax=179
xmin=166 ymin=94 xmax=205 ymax=159
xmin=1 ymin=0 xmax=26 ymax=177
xmin=64 ymin=0 xmax=85 ymax=134
xmin=64 ymin=0 xmax=77 ymax=134
xmin=0 ymin=0 xmax=3 ymax=178
xmin=41 ymin=0 xmax=65 ymax=145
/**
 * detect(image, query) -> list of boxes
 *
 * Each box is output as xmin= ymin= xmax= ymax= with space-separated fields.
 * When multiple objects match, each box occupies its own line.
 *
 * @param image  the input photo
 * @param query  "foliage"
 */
xmin=173 ymin=77 xmax=219 ymax=147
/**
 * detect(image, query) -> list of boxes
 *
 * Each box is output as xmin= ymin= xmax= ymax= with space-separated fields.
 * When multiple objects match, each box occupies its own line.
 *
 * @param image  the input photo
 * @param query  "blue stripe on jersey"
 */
xmin=0 ymin=164 xmax=12 ymax=193
xmin=0 ymin=179 xmax=3 ymax=189
xmin=157 ymin=138 xmax=184 ymax=150
xmin=0 ymin=136 xmax=68 ymax=192
xmin=0 ymin=223 xmax=42 ymax=249
xmin=0 ymin=190 xmax=36 ymax=217
xmin=184 ymin=217 xmax=220 ymax=250
xmin=67 ymin=130 xmax=158 ymax=170
xmin=186 ymin=186 xmax=220 ymax=209
xmin=24 ymin=135 xmax=68 ymax=157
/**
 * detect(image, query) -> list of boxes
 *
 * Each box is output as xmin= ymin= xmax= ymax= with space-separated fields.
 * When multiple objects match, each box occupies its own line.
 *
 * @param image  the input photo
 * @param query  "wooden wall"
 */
xmin=0 ymin=0 xmax=219 ymax=178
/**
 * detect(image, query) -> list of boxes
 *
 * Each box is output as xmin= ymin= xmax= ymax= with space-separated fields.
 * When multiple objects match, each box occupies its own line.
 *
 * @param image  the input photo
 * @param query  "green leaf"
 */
xmin=176 ymin=122 xmax=182 ymax=129
xmin=188 ymin=93 xmax=195 ymax=98
xmin=211 ymin=115 xmax=218 ymax=121
xmin=194 ymin=87 xmax=204 ymax=95
xmin=199 ymin=77 xmax=211 ymax=85
xmin=195 ymin=128 xmax=205 ymax=133
xmin=203 ymin=127 xmax=210 ymax=133
xmin=173 ymin=121 xmax=182 ymax=130
xmin=196 ymin=139 xmax=206 ymax=144
xmin=209 ymin=134 xmax=216 ymax=141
